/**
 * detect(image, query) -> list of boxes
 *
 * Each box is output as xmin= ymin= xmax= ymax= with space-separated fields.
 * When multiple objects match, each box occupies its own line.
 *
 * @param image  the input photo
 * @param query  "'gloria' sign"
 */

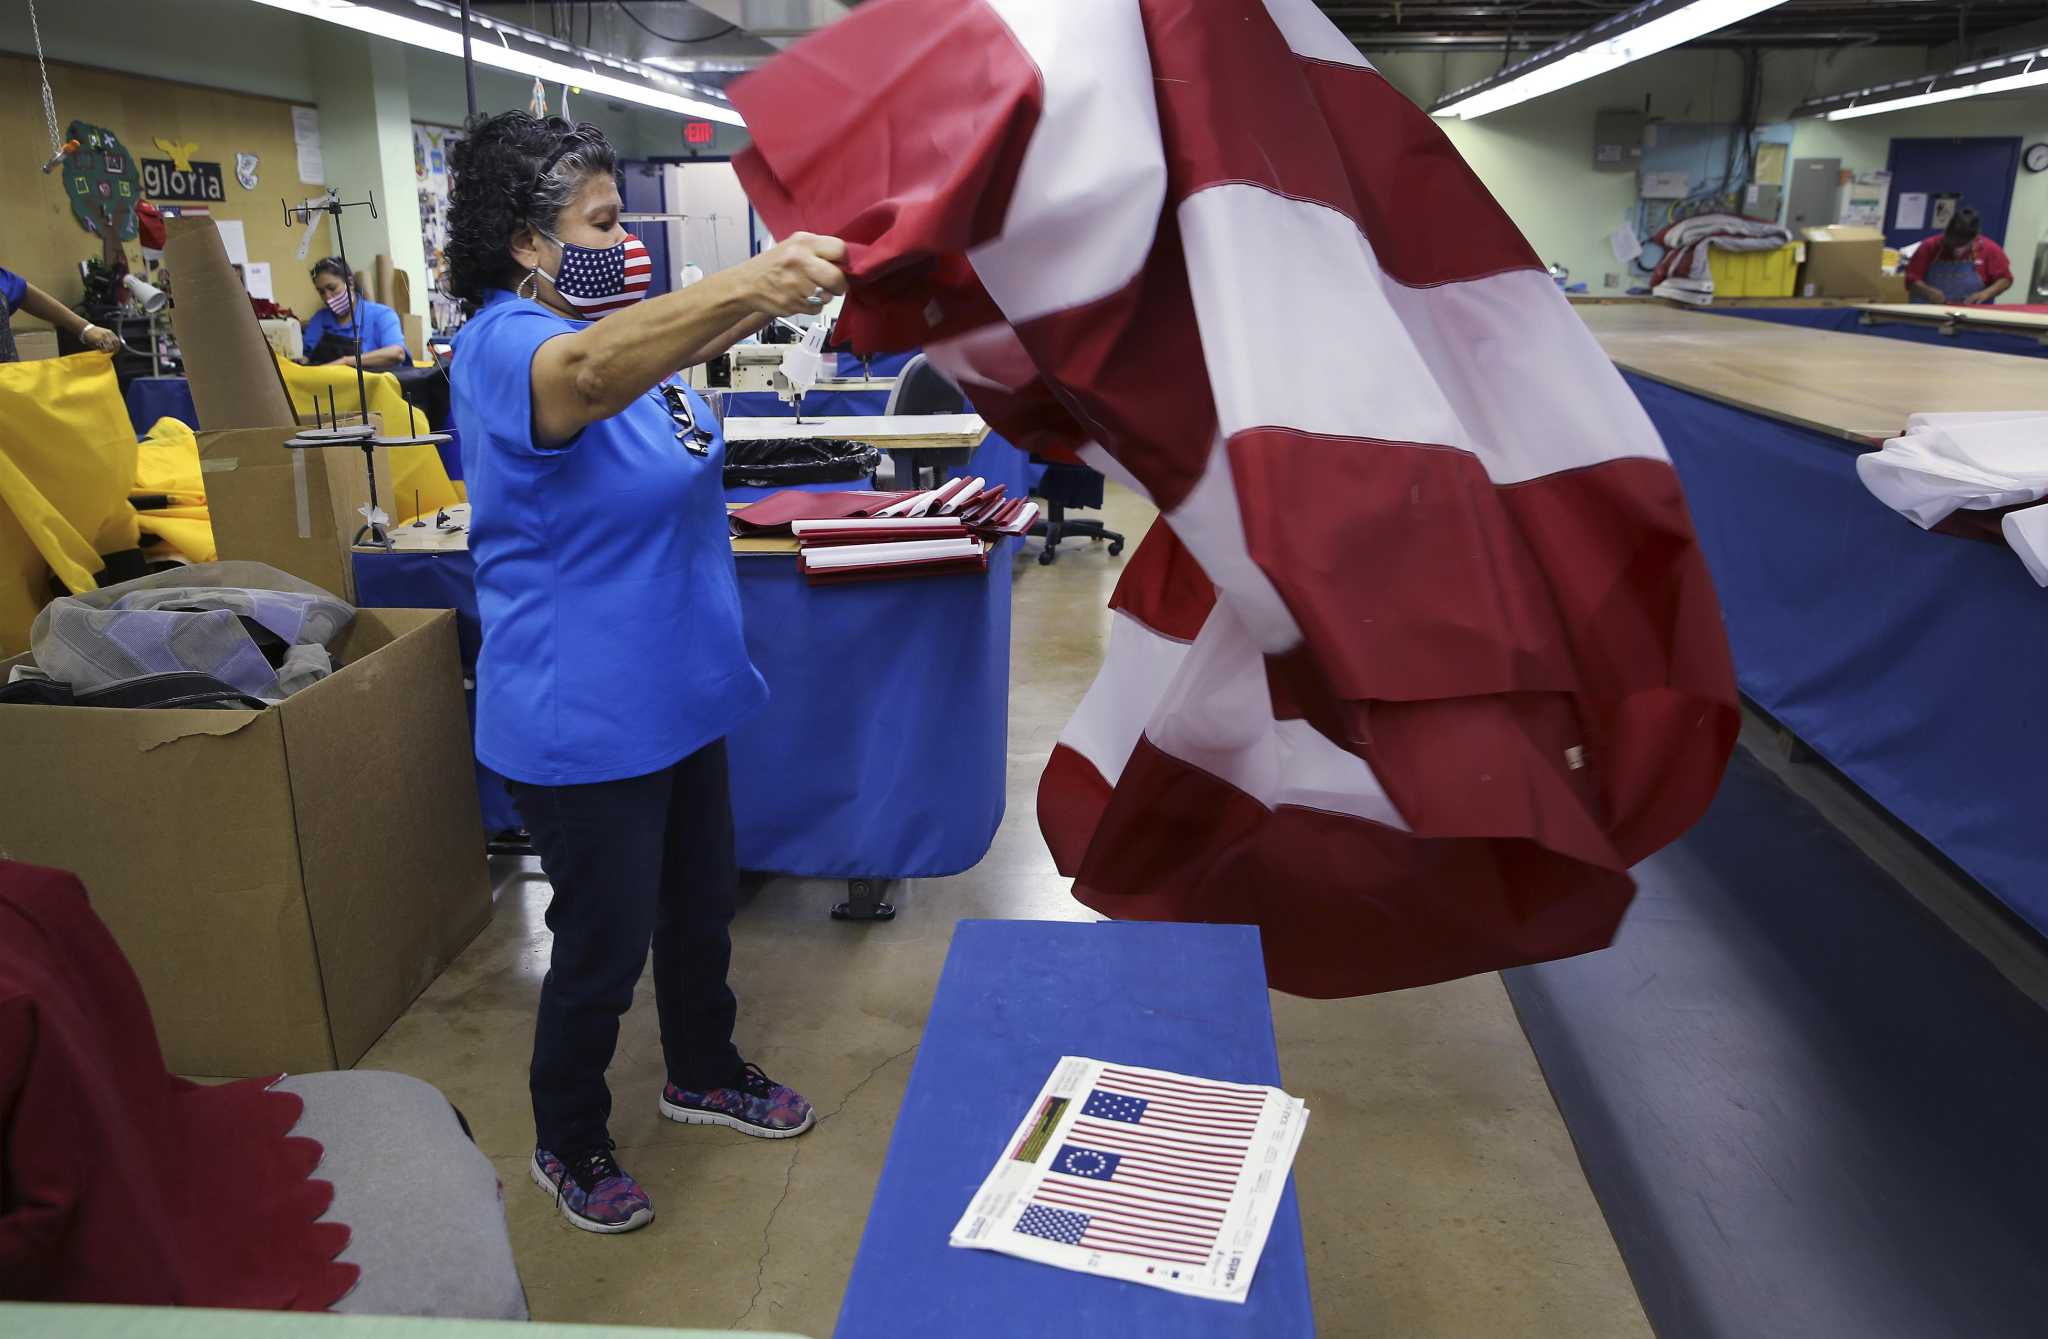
xmin=142 ymin=159 xmax=228 ymax=202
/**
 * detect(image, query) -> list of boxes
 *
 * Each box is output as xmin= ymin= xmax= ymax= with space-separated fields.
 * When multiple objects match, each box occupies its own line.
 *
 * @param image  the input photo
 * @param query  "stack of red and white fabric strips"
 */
xmin=731 ymin=482 xmax=1035 ymax=585
xmin=733 ymin=0 xmax=1737 ymax=995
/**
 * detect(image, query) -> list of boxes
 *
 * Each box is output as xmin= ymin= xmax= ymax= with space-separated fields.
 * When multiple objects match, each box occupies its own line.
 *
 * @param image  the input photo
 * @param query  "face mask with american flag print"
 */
xmin=533 ymin=231 xmax=653 ymax=318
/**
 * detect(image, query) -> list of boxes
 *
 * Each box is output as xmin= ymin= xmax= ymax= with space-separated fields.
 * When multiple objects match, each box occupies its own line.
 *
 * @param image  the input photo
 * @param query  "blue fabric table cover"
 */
xmin=1629 ymin=371 xmax=2048 ymax=935
xmin=834 ymin=919 xmax=1313 ymax=1339
xmin=1705 ymin=305 xmax=2048 ymax=359
xmin=724 ymin=387 xmax=890 ymax=420
xmin=124 ymin=376 xmax=199 ymax=435
xmin=351 ymin=506 xmax=1014 ymax=877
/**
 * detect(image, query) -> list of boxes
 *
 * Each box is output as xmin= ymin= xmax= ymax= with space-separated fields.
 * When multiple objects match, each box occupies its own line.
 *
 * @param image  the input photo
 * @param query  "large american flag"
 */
xmin=735 ymin=0 xmax=1738 ymax=998
xmin=1021 ymin=1069 xmax=1268 ymax=1266
xmin=558 ymin=232 xmax=653 ymax=317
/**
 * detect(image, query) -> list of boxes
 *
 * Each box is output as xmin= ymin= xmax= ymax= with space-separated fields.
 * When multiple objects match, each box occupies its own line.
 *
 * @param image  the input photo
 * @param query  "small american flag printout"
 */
xmin=949 ymin=1057 xmax=1308 ymax=1302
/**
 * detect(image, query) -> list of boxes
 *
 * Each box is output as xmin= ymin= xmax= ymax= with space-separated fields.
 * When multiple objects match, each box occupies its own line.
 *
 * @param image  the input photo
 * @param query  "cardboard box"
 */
xmin=14 ymin=329 xmax=59 ymax=361
xmin=1799 ymin=225 xmax=1888 ymax=298
xmin=0 ymin=608 xmax=489 ymax=1076
xmin=199 ymin=426 xmax=391 ymax=602
xmin=164 ymin=217 xmax=300 ymax=431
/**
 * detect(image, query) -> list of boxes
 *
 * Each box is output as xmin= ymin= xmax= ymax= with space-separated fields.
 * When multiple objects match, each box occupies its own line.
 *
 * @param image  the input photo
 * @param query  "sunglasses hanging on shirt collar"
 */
xmin=655 ymin=382 xmax=714 ymax=456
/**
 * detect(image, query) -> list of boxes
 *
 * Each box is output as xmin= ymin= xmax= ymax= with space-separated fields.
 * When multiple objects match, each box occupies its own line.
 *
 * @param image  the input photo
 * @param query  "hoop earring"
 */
xmin=517 ymin=270 xmax=539 ymax=301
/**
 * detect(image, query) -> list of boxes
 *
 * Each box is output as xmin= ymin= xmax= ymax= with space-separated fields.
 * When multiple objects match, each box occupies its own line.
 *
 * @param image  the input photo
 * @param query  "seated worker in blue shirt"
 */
xmin=0 ymin=263 xmax=123 ymax=363
xmin=299 ymin=257 xmax=408 ymax=368
xmin=446 ymin=111 xmax=849 ymax=1237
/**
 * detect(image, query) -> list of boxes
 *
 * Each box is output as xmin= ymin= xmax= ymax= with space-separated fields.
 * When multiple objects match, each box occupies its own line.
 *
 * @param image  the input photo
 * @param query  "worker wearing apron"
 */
xmin=1906 ymin=207 xmax=2015 ymax=306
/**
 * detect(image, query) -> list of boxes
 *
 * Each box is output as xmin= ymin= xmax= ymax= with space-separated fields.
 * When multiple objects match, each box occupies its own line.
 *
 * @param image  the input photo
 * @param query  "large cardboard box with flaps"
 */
xmin=199 ymin=426 xmax=389 ymax=603
xmin=0 ymin=608 xmax=489 ymax=1076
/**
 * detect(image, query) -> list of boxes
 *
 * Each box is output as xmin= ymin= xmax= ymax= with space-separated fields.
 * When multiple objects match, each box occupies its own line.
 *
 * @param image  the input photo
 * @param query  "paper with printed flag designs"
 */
xmin=949 ymin=1056 xmax=1307 ymax=1302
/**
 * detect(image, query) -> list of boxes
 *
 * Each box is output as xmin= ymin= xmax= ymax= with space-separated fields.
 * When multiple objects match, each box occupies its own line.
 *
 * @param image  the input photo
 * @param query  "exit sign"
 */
xmin=684 ymin=121 xmax=715 ymax=146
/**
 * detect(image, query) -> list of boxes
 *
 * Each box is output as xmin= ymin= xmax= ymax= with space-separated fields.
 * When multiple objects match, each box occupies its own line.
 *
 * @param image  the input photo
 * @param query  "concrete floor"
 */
xmin=358 ymin=485 xmax=1649 ymax=1337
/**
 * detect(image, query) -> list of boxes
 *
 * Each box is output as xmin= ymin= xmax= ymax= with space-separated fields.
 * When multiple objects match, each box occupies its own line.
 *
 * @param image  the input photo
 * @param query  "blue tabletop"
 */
xmin=835 ymin=920 xmax=1314 ymax=1338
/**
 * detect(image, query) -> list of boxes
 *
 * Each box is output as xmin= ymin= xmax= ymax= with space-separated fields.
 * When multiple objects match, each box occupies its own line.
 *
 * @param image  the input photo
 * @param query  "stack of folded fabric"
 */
xmin=1856 ymin=411 xmax=2048 ymax=585
xmin=871 ymin=475 xmax=1040 ymax=537
xmin=794 ymin=516 xmax=989 ymax=585
xmin=729 ymin=481 xmax=1039 ymax=586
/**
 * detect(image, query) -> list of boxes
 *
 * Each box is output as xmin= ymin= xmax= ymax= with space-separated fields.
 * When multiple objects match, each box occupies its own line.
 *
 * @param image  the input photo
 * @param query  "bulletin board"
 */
xmin=0 ymin=54 xmax=320 ymax=327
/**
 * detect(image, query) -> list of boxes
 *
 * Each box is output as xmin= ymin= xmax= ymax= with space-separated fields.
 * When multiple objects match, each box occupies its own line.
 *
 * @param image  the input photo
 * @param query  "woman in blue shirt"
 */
xmin=445 ymin=112 xmax=847 ymax=1236
xmin=300 ymin=256 xmax=409 ymax=368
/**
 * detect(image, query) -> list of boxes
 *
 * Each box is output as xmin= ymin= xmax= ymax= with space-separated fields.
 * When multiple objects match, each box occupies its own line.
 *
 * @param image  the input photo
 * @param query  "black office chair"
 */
xmin=1029 ymin=459 xmax=1125 ymax=565
xmin=882 ymin=353 xmax=971 ymax=490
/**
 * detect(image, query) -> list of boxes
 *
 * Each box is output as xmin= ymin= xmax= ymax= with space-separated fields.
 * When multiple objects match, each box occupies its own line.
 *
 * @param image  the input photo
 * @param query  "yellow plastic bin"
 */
xmin=1707 ymin=243 xmax=1800 ymax=298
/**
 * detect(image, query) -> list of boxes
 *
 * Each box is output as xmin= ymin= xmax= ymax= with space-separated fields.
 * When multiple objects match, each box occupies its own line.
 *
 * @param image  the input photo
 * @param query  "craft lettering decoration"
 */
xmin=142 ymin=159 xmax=228 ymax=202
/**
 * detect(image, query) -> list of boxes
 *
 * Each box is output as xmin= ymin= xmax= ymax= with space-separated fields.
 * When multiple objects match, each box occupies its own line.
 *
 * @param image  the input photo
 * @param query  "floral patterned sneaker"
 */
xmin=530 ymin=1144 xmax=654 ymax=1234
xmin=660 ymin=1062 xmax=815 ymax=1139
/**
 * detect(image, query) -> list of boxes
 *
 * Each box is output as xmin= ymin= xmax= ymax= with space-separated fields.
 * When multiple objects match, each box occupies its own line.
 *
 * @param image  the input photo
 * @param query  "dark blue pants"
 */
xmin=509 ymin=741 xmax=744 ymax=1159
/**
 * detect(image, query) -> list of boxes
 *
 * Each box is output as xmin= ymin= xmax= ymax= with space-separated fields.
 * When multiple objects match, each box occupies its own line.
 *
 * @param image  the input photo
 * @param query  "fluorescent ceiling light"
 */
xmin=1432 ymin=0 xmax=1789 ymax=120
xmin=1801 ymin=49 xmax=2048 ymax=121
xmin=243 ymin=0 xmax=744 ymax=124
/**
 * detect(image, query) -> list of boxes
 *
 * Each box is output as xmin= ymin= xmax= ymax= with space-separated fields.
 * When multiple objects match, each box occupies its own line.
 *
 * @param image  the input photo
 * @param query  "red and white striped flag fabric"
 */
xmin=734 ymin=0 xmax=1738 ymax=997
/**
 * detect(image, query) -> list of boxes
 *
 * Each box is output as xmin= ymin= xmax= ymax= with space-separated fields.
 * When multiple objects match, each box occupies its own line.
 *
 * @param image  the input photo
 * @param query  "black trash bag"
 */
xmin=723 ymin=437 xmax=882 ymax=488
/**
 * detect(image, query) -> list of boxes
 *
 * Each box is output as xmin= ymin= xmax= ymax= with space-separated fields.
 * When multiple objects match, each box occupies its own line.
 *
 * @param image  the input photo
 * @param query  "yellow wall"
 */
xmin=0 ymin=54 xmax=320 ymax=330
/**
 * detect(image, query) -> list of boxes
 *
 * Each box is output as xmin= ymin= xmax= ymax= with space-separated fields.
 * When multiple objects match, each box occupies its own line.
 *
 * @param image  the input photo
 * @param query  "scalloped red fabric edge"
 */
xmin=0 ymin=861 xmax=359 ymax=1309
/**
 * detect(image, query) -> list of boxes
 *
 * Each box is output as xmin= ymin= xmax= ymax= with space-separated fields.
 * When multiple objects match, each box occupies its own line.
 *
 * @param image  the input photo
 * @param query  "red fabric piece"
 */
xmin=727 ymin=489 xmax=916 ymax=534
xmin=731 ymin=0 xmax=1041 ymax=354
xmin=1046 ymin=738 xmax=1637 ymax=999
xmin=0 ymin=862 xmax=357 ymax=1309
xmin=135 ymin=201 xmax=166 ymax=252
xmin=1107 ymin=523 xmax=1214 ymax=643
xmin=796 ymin=525 xmax=971 ymax=546
xmin=735 ymin=0 xmax=1738 ymax=997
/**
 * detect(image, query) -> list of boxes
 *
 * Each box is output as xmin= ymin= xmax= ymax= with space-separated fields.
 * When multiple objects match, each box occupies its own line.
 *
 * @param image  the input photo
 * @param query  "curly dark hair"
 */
xmin=309 ymin=256 xmax=357 ymax=291
xmin=445 ymin=112 xmax=618 ymax=314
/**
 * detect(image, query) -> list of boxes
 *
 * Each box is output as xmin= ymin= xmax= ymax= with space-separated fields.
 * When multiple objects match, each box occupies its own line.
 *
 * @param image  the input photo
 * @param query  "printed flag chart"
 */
xmin=950 ymin=1057 xmax=1308 ymax=1302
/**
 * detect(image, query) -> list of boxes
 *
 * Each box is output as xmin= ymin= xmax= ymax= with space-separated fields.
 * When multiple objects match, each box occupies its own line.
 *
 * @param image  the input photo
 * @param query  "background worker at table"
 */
xmin=0 ymin=264 xmax=122 ymax=363
xmin=1905 ymin=207 xmax=2013 ymax=306
xmin=300 ymin=256 xmax=409 ymax=368
xmin=446 ymin=111 xmax=849 ymax=1237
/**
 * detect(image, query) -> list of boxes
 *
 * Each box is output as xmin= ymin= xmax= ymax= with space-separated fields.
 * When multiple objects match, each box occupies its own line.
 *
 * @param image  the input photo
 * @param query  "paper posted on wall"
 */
xmin=949 ymin=1057 xmax=1308 ymax=1303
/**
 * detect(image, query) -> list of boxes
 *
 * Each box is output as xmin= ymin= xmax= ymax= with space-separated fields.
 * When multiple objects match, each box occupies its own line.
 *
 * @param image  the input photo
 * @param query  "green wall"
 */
xmin=1367 ymin=46 xmax=2047 ymax=302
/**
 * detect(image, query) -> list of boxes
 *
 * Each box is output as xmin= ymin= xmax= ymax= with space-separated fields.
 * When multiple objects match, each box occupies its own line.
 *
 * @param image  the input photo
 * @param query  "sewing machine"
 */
xmin=724 ymin=342 xmax=796 ymax=393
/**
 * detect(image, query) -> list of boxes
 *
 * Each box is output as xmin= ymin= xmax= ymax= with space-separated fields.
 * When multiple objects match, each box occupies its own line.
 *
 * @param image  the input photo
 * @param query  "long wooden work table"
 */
xmin=1856 ymin=302 xmax=2048 ymax=344
xmin=1574 ymin=302 xmax=2048 ymax=444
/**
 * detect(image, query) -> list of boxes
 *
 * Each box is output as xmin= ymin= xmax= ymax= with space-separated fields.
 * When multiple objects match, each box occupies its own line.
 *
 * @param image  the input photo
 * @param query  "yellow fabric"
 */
xmin=275 ymin=357 xmax=465 ymax=521
xmin=0 ymin=353 xmax=141 ymax=654
xmin=132 ymin=416 xmax=216 ymax=564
